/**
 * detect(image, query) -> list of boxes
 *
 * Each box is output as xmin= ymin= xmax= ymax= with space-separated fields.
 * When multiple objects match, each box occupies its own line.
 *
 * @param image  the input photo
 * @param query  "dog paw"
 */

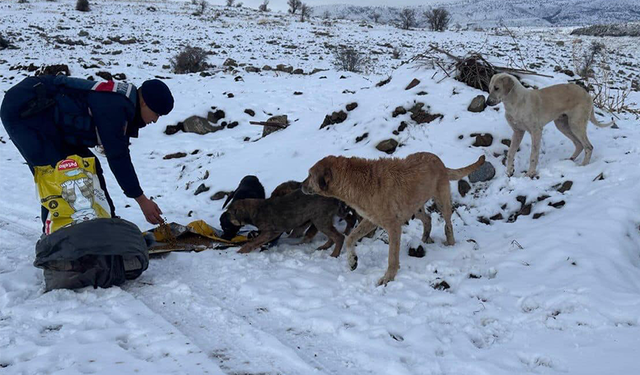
xmin=424 ymin=237 xmax=434 ymax=244
xmin=348 ymin=255 xmax=358 ymax=271
xmin=237 ymin=247 xmax=252 ymax=254
xmin=330 ymin=250 xmax=341 ymax=258
xmin=377 ymin=273 xmax=396 ymax=286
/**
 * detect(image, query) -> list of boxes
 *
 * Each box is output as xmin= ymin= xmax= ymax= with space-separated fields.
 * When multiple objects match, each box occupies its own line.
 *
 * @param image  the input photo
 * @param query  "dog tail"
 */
xmin=447 ymin=155 xmax=485 ymax=181
xmin=590 ymin=107 xmax=615 ymax=128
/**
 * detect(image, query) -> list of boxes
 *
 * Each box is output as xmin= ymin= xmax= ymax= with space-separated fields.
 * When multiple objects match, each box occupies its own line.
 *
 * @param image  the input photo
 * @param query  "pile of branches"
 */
xmin=412 ymin=45 xmax=551 ymax=93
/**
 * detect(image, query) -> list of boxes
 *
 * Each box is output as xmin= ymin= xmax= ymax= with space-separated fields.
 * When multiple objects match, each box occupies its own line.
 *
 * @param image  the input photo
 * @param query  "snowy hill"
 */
xmin=1 ymin=1 xmax=640 ymax=374
xmin=314 ymin=0 xmax=640 ymax=27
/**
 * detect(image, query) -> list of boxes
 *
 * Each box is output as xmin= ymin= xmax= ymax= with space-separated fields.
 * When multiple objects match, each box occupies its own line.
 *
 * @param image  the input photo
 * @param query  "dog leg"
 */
xmin=414 ymin=208 xmax=434 ymax=244
xmin=435 ymin=185 xmax=455 ymax=246
xmin=299 ymin=224 xmax=318 ymax=243
xmin=318 ymin=225 xmax=344 ymax=258
xmin=554 ymin=117 xmax=583 ymax=160
xmin=378 ymin=225 xmax=402 ymax=286
xmin=569 ymin=116 xmax=594 ymax=165
xmin=316 ymin=238 xmax=334 ymax=250
xmin=526 ymin=128 xmax=542 ymax=178
xmin=507 ymin=129 xmax=525 ymax=177
xmin=238 ymin=231 xmax=279 ymax=254
xmin=345 ymin=219 xmax=377 ymax=271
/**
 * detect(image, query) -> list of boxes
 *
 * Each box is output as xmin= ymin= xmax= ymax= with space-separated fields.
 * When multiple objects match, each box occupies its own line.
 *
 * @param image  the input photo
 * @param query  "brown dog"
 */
xmin=225 ymin=189 xmax=345 ymax=256
xmin=301 ymin=152 xmax=485 ymax=285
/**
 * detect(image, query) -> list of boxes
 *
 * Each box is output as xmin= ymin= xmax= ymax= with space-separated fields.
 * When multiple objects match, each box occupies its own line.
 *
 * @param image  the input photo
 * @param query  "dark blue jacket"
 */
xmin=37 ymin=76 xmax=143 ymax=198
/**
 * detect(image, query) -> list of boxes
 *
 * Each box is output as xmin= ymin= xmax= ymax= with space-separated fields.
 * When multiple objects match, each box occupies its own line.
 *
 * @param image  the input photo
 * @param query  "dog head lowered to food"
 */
xmin=486 ymin=73 xmax=516 ymax=107
xmin=223 ymin=199 xmax=259 ymax=228
xmin=220 ymin=175 xmax=266 ymax=240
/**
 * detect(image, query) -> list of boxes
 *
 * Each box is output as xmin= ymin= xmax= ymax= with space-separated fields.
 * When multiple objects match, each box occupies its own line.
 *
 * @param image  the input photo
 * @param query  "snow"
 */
xmin=1 ymin=1 xmax=640 ymax=374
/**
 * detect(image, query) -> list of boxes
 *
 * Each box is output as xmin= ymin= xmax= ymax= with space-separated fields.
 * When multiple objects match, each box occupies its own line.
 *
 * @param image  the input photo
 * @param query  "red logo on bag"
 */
xmin=58 ymin=159 xmax=79 ymax=171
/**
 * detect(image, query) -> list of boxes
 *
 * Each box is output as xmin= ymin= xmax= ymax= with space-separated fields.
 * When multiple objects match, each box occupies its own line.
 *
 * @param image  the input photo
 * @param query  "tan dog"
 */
xmin=487 ymin=73 xmax=613 ymax=178
xmin=301 ymin=152 xmax=485 ymax=285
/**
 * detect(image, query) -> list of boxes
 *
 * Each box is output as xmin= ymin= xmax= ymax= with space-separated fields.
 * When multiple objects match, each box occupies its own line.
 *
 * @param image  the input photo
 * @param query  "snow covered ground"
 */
xmin=1 ymin=1 xmax=640 ymax=374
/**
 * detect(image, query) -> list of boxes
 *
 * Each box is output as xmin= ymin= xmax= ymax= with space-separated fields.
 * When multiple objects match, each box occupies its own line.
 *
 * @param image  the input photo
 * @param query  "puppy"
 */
xmin=271 ymin=180 xmax=357 ymax=240
xmin=220 ymin=175 xmax=265 ymax=239
xmin=487 ymin=73 xmax=613 ymax=177
xmin=225 ymin=189 xmax=345 ymax=256
xmin=302 ymin=152 xmax=485 ymax=285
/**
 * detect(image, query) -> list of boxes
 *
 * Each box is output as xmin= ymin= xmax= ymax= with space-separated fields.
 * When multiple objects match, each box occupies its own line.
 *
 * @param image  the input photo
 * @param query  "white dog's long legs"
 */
xmin=506 ymin=129 xmax=525 ymax=177
xmin=527 ymin=128 xmax=543 ymax=177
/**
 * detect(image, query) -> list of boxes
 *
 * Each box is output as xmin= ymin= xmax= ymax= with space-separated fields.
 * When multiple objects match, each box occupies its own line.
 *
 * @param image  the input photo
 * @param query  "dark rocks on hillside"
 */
xmin=458 ymin=180 xmax=471 ymax=197
xmin=376 ymin=139 xmax=398 ymax=154
xmin=183 ymin=116 xmax=223 ymax=135
xmin=392 ymin=106 xmax=407 ymax=117
xmin=163 ymin=152 xmax=187 ymax=160
xmin=405 ymin=78 xmax=420 ymax=90
xmin=408 ymin=245 xmax=425 ymax=258
xmin=96 ymin=71 xmax=112 ymax=80
xmin=346 ymin=102 xmax=358 ymax=111
xmin=555 ymin=181 xmax=573 ymax=193
xmin=194 ymin=184 xmax=210 ymax=196
xmin=207 ymin=110 xmax=225 ymax=124
xmin=355 ymin=133 xmax=368 ymax=143
xmin=210 ymin=191 xmax=230 ymax=201
xmin=320 ymin=110 xmax=348 ymax=129
xmin=471 ymin=133 xmax=493 ymax=147
xmin=469 ymin=161 xmax=495 ymax=183
xmin=165 ymin=123 xmax=184 ymax=135
xmin=468 ymin=95 xmax=487 ymax=112
xmin=263 ymin=115 xmax=289 ymax=137
xmin=408 ymin=103 xmax=443 ymax=124
xmin=244 ymin=109 xmax=255 ymax=117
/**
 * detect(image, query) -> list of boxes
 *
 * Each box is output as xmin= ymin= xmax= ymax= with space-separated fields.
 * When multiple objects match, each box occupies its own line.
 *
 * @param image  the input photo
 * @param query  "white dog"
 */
xmin=487 ymin=73 xmax=613 ymax=177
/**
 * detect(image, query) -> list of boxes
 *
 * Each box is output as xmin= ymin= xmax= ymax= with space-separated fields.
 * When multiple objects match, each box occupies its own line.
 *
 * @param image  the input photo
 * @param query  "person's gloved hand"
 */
xmin=135 ymin=194 xmax=164 ymax=224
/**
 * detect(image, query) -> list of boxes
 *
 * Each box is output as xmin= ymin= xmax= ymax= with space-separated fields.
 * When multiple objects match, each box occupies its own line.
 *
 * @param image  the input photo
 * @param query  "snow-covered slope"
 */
xmin=1 ymin=1 xmax=640 ymax=374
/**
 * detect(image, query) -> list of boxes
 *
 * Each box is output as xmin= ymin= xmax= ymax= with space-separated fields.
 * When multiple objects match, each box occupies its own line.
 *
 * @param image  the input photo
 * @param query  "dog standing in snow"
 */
xmin=486 ymin=73 xmax=614 ymax=178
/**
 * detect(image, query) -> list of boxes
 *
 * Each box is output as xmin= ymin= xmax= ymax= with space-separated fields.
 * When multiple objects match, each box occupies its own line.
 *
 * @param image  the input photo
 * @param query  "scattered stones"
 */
xmin=501 ymin=139 xmax=511 ymax=147
xmin=471 ymin=133 xmax=493 ymax=147
xmin=163 ymin=152 xmax=187 ymax=160
xmin=113 ymin=73 xmax=126 ymax=80
xmin=376 ymin=76 xmax=391 ymax=87
xmin=223 ymin=58 xmax=238 ymax=68
xmin=392 ymin=106 xmax=407 ymax=117
xmin=469 ymin=161 xmax=495 ymax=183
xmin=292 ymin=68 xmax=304 ymax=75
xmin=183 ymin=115 xmax=223 ymax=135
xmin=405 ymin=78 xmax=420 ymax=90
xmin=263 ymin=115 xmax=289 ymax=137
xmin=165 ymin=123 xmax=184 ymax=135
xmin=210 ymin=191 xmax=229 ymax=201
xmin=320 ymin=110 xmax=348 ymax=129
xmin=346 ymin=102 xmax=358 ymax=111
xmin=467 ymin=95 xmax=487 ymax=112
xmin=96 ymin=71 xmax=112 ymax=80
xmin=207 ymin=110 xmax=225 ymax=124
xmin=549 ymin=200 xmax=566 ymax=209
xmin=294 ymin=91 xmax=303 ymax=95
xmin=555 ymin=180 xmax=573 ymax=193
xmin=355 ymin=132 xmax=368 ymax=143
xmin=376 ymin=139 xmax=398 ymax=154
xmin=194 ymin=183 xmax=210 ymax=196
xmin=245 ymin=66 xmax=260 ymax=73
xmin=533 ymin=213 xmax=545 ymax=219
xmin=36 ymin=64 xmax=70 ymax=76
xmin=458 ymin=180 xmax=471 ymax=197
xmin=244 ymin=109 xmax=255 ymax=117
xmin=489 ymin=213 xmax=503 ymax=221
xmin=408 ymin=103 xmax=443 ymax=124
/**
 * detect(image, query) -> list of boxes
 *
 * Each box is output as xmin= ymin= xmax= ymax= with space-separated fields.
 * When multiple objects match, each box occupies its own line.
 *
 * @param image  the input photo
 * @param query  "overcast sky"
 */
xmin=235 ymin=0 xmax=451 ymax=12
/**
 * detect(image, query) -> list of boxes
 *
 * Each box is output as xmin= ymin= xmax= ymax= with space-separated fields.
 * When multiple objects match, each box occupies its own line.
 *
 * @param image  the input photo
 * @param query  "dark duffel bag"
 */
xmin=34 ymin=218 xmax=149 ymax=291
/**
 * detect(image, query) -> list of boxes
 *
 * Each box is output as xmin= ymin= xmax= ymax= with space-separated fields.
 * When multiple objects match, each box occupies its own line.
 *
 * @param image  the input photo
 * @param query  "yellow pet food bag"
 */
xmin=34 ymin=155 xmax=111 ymax=235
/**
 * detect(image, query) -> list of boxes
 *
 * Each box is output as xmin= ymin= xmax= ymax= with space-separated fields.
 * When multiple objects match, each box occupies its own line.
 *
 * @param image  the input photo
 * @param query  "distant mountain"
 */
xmin=313 ymin=0 xmax=640 ymax=28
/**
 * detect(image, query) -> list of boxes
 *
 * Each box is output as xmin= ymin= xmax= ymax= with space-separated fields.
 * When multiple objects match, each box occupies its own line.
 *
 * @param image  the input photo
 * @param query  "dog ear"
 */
xmin=222 ymin=190 xmax=236 ymax=209
xmin=318 ymin=167 xmax=332 ymax=191
xmin=500 ymin=75 xmax=515 ymax=95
